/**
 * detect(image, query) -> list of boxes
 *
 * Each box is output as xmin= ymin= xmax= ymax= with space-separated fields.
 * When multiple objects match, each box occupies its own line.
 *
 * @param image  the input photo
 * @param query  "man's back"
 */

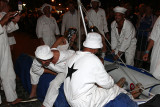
xmin=64 ymin=51 xmax=123 ymax=107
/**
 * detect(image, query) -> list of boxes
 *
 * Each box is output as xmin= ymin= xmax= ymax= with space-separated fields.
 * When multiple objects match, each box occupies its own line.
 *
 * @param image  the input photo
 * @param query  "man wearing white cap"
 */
xmin=36 ymin=3 xmax=60 ymax=47
xmin=29 ymin=45 xmax=75 ymax=107
xmin=0 ymin=0 xmax=21 ymax=105
xmin=85 ymin=0 xmax=109 ymax=58
xmin=111 ymin=6 xmax=137 ymax=66
xmin=64 ymin=32 xmax=138 ymax=107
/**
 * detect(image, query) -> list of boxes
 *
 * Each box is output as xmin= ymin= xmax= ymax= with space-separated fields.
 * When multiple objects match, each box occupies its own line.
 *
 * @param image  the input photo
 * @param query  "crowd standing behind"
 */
xmin=16 ymin=1 xmax=160 ymax=70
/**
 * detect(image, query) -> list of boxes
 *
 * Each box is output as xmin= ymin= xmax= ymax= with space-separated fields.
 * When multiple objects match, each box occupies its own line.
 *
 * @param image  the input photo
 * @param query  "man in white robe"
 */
xmin=61 ymin=1 xmax=78 ymax=36
xmin=29 ymin=45 xmax=75 ymax=107
xmin=111 ymin=6 xmax=137 ymax=66
xmin=85 ymin=0 xmax=109 ymax=58
xmin=143 ymin=16 xmax=160 ymax=80
xmin=64 ymin=32 xmax=138 ymax=107
xmin=0 ymin=0 xmax=21 ymax=104
xmin=36 ymin=3 xmax=60 ymax=47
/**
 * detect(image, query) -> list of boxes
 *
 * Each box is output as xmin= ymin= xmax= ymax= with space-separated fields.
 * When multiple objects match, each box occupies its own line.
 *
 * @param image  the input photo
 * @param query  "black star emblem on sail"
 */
xmin=66 ymin=63 xmax=77 ymax=79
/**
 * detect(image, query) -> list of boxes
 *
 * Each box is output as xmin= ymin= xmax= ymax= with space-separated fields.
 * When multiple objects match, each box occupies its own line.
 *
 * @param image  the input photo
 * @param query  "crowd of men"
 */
xmin=1 ymin=0 xmax=160 ymax=106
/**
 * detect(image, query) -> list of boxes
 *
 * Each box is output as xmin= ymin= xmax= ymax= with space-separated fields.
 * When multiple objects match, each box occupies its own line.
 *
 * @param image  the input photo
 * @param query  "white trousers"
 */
xmin=43 ymin=73 xmax=66 ymax=107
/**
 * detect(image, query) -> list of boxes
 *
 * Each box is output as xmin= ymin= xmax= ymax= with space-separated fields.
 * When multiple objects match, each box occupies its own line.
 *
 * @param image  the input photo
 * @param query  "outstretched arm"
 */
xmin=51 ymin=37 xmax=64 ymax=48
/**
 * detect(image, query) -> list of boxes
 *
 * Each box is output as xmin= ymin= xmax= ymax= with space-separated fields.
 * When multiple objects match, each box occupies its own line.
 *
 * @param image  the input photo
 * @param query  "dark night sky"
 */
xmin=9 ymin=0 xmax=160 ymax=11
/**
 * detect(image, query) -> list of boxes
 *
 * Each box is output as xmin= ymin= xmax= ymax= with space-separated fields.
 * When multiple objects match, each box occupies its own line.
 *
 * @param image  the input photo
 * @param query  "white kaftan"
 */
xmin=61 ymin=10 xmax=78 ymax=35
xmin=85 ymin=8 xmax=108 ymax=35
xmin=36 ymin=15 xmax=60 ymax=47
xmin=0 ymin=12 xmax=19 ymax=102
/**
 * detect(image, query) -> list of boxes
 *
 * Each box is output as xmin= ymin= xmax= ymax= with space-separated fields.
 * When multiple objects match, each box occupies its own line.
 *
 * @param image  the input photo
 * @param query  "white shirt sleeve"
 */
xmin=6 ymin=21 xmax=19 ymax=33
xmin=0 ymin=24 xmax=4 ymax=35
xmin=36 ymin=18 xmax=43 ymax=38
xmin=102 ymin=10 xmax=108 ymax=33
xmin=31 ymin=59 xmax=44 ymax=76
xmin=61 ymin=14 xmax=66 ymax=35
xmin=111 ymin=23 xmax=118 ymax=50
xmin=53 ymin=18 xmax=60 ymax=35
xmin=150 ymin=17 xmax=160 ymax=42
xmin=47 ymin=63 xmax=64 ymax=73
xmin=95 ymin=61 xmax=114 ymax=89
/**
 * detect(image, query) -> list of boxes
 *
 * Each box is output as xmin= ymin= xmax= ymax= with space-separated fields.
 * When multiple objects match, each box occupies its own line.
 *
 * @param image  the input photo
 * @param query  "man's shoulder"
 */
xmin=38 ymin=15 xmax=45 ymax=19
xmin=111 ymin=21 xmax=116 ymax=28
xmin=78 ymin=52 xmax=100 ymax=62
xmin=98 ymin=8 xmax=105 ymax=12
xmin=124 ymin=19 xmax=135 ymax=29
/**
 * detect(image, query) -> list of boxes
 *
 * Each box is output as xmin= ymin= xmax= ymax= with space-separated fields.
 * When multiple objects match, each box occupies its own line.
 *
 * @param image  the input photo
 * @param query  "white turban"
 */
xmin=90 ymin=0 xmax=101 ymax=7
xmin=83 ymin=32 xmax=103 ymax=49
xmin=35 ymin=45 xmax=53 ymax=60
xmin=113 ymin=6 xmax=127 ymax=14
xmin=41 ymin=3 xmax=52 ymax=14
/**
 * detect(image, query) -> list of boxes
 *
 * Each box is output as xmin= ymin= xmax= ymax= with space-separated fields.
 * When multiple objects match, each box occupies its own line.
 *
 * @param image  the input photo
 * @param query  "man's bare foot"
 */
xmin=117 ymin=77 xmax=126 ymax=88
xmin=10 ymin=98 xmax=22 ymax=105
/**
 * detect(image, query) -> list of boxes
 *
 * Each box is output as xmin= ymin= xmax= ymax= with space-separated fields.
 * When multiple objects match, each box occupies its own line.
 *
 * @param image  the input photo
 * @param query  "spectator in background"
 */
xmin=124 ymin=3 xmax=138 ymax=28
xmin=85 ymin=0 xmax=109 ymax=58
xmin=36 ymin=3 xmax=60 ymax=47
xmin=135 ymin=5 xmax=157 ymax=68
xmin=0 ymin=0 xmax=21 ymax=104
xmin=111 ymin=6 xmax=137 ymax=66
xmin=61 ymin=1 xmax=78 ymax=36
xmin=136 ymin=4 xmax=146 ymax=28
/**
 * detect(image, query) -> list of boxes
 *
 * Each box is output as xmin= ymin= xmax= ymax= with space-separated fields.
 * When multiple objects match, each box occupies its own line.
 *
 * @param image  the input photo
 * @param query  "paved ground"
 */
xmin=0 ymin=31 xmax=42 ymax=107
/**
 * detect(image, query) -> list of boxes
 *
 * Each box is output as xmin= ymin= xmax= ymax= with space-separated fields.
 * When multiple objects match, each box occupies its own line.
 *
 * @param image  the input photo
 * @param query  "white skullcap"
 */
xmin=35 ymin=45 xmax=53 ymax=60
xmin=90 ymin=0 xmax=101 ymax=7
xmin=113 ymin=6 xmax=127 ymax=14
xmin=83 ymin=32 xmax=103 ymax=49
xmin=41 ymin=3 xmax=52 ymax=14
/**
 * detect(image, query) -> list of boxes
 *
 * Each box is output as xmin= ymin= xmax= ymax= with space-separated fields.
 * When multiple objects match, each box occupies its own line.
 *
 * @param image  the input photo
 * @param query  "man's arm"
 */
xmin=36 ymin=18 xmax=45 ymax=45
xmin=0 ymin=12 xmax=14 ymax=27
xmin=51 ymin=37 xmax=63 ymax=48
xmin=143 ymin=39 xmax=154 ymax=61
xmin=61 ymin=14 xmax=66 ymax=35
xmin=102 ymin=10 xmax=109 ymax=34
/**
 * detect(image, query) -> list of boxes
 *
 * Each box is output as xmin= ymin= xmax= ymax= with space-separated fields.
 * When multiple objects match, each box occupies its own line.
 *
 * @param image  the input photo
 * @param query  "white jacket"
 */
xmin=61 ymin=10 xmax=78 ymax=35
xmin=111 ymin=19 xmax=137 ymax=65
xmin=36 ymin=15 xmax=60 ymax=47
xmin=64 ymin=51 xmax=126 ymax=107
xmin=149 ymin=16 xmax=160 ymax=80
xmin=86 ymin=8 xmax=108 ymax=35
